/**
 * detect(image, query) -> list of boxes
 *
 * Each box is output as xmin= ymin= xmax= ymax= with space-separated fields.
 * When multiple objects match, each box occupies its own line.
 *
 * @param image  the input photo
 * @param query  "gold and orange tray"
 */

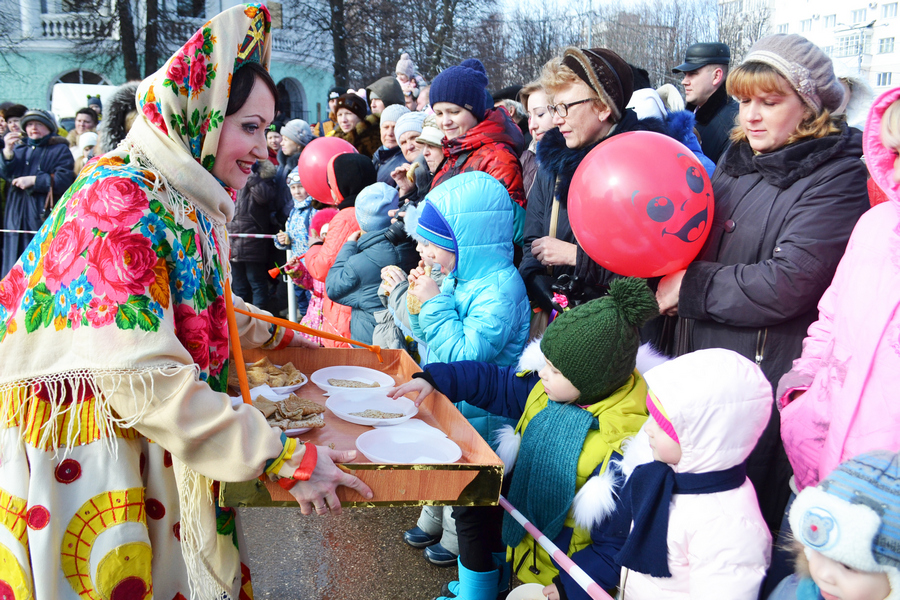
xmin=218 ymin=346 xmax=504 ymax=509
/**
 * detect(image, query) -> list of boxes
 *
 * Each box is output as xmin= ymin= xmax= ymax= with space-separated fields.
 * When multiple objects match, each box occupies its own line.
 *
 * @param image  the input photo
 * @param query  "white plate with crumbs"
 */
xmin=355 ymin=427 xmax=462 ymax=464
xmin=310 ymin=366 xmax=395 ymax=395
xmin=326 ymin=392 xmax=417 ymax=427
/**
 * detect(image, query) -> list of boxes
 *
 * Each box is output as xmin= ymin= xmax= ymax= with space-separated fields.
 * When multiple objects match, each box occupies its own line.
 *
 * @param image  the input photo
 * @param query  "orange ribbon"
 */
xmin=224 ymin=281 xmax=253 ymax=406
xmin=232 ymin=306 xmax=384 ymax=363
xmin=223 ymin=289 xmax=386 ymax=407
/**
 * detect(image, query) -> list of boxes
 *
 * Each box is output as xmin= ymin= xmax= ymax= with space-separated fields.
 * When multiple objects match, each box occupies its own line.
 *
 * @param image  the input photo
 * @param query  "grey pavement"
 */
xmin=239 ymin=506 xmax=458 ymax=600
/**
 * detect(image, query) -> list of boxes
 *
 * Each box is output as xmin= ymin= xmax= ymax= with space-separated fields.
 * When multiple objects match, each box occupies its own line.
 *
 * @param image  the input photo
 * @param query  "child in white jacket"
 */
xmin=614 ymin=349 xmax=772 ymax=599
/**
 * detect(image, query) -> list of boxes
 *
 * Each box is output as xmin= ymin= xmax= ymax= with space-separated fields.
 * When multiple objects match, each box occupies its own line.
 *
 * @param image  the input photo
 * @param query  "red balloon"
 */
xmin=297 ymin=137 xmax=358 ymax=203
xmin=568 ymin=131 xmax=714 ymax=278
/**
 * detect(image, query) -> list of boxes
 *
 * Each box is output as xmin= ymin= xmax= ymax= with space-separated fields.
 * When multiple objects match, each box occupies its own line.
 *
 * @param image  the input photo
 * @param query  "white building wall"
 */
xmin=771 ymin=0 xmax=899 ymax=93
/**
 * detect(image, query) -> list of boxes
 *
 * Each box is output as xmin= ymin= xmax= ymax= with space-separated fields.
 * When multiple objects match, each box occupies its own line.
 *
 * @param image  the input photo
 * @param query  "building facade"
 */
xmin=770 ymin=0 xmax=898 ymax=95
xmin=0 ymin=0 xmax=335 ymax=127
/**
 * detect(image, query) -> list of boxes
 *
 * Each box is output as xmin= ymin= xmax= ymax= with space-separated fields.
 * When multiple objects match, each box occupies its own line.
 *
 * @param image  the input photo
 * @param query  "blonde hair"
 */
xmin=727 ymin=62 xmax=840 ymax=146
xmin=518 ymin=80 xmax=542 ymax=111
xmin=539 ymin=57 xmax=609 ymax=115
xmin=882 ymin=99 xmax=900 ymax=151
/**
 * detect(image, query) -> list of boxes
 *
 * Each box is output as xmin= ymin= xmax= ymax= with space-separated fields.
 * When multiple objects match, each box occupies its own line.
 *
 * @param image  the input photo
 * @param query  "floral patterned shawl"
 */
xmin=0 ymin=4 xmax=272 ymax=598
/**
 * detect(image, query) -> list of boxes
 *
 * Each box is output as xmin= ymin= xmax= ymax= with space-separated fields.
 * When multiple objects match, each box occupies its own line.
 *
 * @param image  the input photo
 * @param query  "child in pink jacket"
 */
xmin=777 ymin=86 xmax=900 ymax=492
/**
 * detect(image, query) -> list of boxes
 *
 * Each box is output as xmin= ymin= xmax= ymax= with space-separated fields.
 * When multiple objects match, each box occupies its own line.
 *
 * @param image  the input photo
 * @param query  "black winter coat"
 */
xmin=0 ymin=136 xmax=75 ymax=274
xmin=688 ymin=84 xmax=738 ymax=165
xmin=521 ymin=110 xmax=669 ymax=312
xmin=673 ymin=123 xmax=868 ymax=532
xmin=675 ymin=123 xmax=869 ymax=391
xmin=228 ymin=161 xmax=280 ymax=263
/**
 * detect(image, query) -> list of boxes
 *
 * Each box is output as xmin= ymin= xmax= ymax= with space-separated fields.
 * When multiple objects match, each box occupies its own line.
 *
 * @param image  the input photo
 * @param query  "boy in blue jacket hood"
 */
xmin=406 ymin=171 xmax=530 ymax=365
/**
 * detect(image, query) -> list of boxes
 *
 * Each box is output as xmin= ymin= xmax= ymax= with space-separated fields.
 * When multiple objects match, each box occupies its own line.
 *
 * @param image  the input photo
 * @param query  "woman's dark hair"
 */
xmin=226 ymin=62 xmax=278 ymax=116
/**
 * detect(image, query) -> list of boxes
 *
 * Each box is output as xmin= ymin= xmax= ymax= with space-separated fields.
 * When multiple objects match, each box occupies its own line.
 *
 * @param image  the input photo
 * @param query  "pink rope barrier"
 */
xmin=499 ymin=495 xmax=614 ymax=600
xmin=0 ymin=229 xmax=276 ymax=239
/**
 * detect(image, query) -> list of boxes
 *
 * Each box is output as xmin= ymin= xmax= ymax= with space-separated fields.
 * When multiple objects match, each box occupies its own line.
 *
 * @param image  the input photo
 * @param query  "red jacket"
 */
xmin=431 ymin=107 xmax=526 ymax=210
xmin=302 ymin=207 xmax=359 ymax=348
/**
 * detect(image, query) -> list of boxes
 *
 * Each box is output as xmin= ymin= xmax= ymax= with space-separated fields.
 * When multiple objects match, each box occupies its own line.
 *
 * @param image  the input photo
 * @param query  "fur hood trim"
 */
xmin=403 ymin=200 xmax=426 ymax=244
xmin=665 ymin=110 xmax=697 ymax=147
xmin=516 ymin=337 xmax=546 ymax=373
xmin=98 ymin=81 xmax=140 ymax=153
xmin=494 ymin=424 xmax=520 ymax=472
xmin=256 ymin=159 xmax=277 ymax=179
xmin=616 ymin=428 xmax=655 ymax=481
xmin=635 ymin=343 xmax=669 ymax=375
xmin=573 ymin=465 xmax=620 ymax=531
xmin=48 ymin=135 xmax=69 ymax=146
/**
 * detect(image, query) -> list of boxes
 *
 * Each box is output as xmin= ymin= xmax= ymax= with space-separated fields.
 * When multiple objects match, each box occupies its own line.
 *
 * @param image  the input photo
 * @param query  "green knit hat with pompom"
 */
xmin=540 ymin=277 xmax=659 ymax=403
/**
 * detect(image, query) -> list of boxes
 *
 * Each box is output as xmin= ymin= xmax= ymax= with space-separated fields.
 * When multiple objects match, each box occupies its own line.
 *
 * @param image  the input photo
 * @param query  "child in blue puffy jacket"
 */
xmin=406 ymin=171 xmax=530 ymax=364
xmin=401 ymin=171 xmax=530 ymax=570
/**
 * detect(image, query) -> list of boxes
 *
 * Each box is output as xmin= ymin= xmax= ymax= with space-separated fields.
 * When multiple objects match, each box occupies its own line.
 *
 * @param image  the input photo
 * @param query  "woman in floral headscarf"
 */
xmin=0 ymin=5 xmax=371 ymax=599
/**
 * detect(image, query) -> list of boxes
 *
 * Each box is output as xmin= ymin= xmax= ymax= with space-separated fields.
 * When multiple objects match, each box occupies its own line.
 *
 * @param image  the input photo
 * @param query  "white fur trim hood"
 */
xmin=516 ymin=337 xmax=546 ymax=373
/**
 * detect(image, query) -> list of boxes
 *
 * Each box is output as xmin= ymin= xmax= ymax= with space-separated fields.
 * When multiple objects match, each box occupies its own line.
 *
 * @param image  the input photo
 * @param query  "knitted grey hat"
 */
xmin=742 ymin=34 xmax=844 ymax=114
xmin=394 ymin=111 xmax=426 ymax=140
xmin=280 ymin=119 xmax=314 ymax=146
xmin=380 ymin=104 xmax=410 ymax=125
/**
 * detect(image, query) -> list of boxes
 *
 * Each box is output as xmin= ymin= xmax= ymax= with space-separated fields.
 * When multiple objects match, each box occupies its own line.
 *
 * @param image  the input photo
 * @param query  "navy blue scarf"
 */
xmin=609 ymin=460 xmax=747 ymax=577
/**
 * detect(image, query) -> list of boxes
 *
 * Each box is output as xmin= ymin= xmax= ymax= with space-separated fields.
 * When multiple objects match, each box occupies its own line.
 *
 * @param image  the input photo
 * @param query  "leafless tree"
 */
xmin=718 ymin=0 xmax=772 ymax=64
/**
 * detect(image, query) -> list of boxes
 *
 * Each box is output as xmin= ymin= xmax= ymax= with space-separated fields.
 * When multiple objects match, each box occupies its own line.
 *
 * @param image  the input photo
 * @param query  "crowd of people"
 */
xmin=0 ymin=2 xmax=898 ymax=599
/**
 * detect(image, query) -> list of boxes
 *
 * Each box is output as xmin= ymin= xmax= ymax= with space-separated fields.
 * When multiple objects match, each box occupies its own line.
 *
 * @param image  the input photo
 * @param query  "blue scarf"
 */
xmin=501 ymin=400 xmax=598 ymax=547
xmin=610 ymin=460 xmax=747 ymax=577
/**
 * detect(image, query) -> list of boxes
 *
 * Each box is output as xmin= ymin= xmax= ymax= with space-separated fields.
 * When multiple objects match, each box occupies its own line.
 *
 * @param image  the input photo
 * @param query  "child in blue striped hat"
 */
xmin=769 ymin=449 xmax=900 ymax=600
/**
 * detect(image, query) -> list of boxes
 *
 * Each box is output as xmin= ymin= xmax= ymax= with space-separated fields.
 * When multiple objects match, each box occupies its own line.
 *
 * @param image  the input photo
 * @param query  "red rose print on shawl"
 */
xmin=76 ymin=178 xmax=148 ymax=232
xmin=207 ymin=297 xmax=229 ymax=375
xmin=175 ymin=303 xmax=210 ymax=371
xmin=44 ymin=221 xmax=92 ymax=292
xmin=86 ymin=228 xmax=158 ymax=304
xmin=143 ymin=103 xmax=168 ymax=135
xmin=167 ymin=52 xmax=189 ymax=84
xmin=0 ymin=266 xmax=26 ymax=312
xmin=189 ymin=54 xmax=207 ymax=96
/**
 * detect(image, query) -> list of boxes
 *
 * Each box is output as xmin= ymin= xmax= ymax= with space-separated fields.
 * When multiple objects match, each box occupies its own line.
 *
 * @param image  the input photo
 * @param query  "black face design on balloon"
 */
xmin=637 ymin=159 xmax=712 ymax=244
xmin=685 ymin=166 xmax=705 ymax=193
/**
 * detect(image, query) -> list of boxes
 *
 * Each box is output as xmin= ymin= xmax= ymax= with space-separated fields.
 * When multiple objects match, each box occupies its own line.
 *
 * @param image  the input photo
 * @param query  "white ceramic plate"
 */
xmin=355 ymin=427 xmax=462 ymax=464
xmin=310 ymin=366 xmax=395 ymax=395
xmin=506 ymin=584 xmax=545 ymax=600
xmin=269 ymin=371 xmax=308 ymax=395
xmin=326 ymin=393 xmax=417 ymax=427
xmin=284 ymin=427 xmax=312 ymax=437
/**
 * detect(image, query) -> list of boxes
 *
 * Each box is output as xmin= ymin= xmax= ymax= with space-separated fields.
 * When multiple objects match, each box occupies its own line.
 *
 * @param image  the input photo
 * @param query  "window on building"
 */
xmin=823 ymin=45 xmax=834 ymax=56
xmin=836 ymin=30 xmax=872 ymax=57
xmin=852 ymin=8 xmax=867 ymax=23
xmin=55 ymin=69 xmax=107 ymax=85
xmin=776 ymin=23 xmax=789 ymax=34
xmin=883 ymin=3 xmax=898 ymax=18
xmin=177 ymin=0 xmax=204 ymax=18
xmin=60 ymin=0 xmax=95 ymax=11
xmin=824 ymin=14 xmax=836 ymax=27
xmin=880 ymin=37 xmax=896 ymax=53
xmin=800 ymin=19 xmax=812 ymax=32
xmin=877 ymin=72 xmax=893 ymax=86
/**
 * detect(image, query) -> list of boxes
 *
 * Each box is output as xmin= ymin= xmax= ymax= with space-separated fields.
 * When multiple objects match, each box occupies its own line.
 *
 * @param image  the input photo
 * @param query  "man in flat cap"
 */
xmin=673 ymin=42 xmax=737 ymax=164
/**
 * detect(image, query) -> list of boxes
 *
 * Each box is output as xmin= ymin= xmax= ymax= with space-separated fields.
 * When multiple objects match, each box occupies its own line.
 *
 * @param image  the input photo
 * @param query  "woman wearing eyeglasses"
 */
xmin=429 ymin=58 xmax=527 ymax=246
xmin=519 ymin=47 xmax=675 ymax=323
